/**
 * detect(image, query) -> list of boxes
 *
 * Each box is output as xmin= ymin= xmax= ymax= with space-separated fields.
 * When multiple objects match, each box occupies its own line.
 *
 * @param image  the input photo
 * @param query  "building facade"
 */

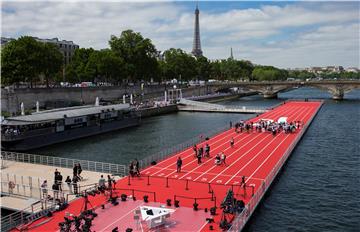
xmin=1 ymin=36 xmax=79 ymax=65
xmin=34 ymin=37 xmax=79 ymax=65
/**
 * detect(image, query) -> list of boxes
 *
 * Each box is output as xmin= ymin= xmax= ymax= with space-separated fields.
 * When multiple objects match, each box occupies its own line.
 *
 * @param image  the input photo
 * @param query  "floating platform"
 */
xmin=178 ymin=98 xmax=268 ymax=114
xmin=15 ymin=101 xmax=322 ymax=232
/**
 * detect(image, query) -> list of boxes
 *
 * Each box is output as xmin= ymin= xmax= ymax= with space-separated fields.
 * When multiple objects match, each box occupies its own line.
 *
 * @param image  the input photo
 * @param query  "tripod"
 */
xmin=81 ymin=193 xmax=94 ymax=212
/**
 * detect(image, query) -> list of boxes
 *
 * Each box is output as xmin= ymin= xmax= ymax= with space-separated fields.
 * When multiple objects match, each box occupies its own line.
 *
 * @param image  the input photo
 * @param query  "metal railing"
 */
xmin=0 ymin=186 xmax=64 ymax=232
xmin=1 ymin=151 xmax=127 ymax=176
xmin=228 ymin=100 xmax=323 ymax=231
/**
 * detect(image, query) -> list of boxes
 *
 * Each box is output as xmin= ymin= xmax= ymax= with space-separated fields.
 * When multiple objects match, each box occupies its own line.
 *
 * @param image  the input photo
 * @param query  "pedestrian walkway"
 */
xmin=1 ymin=161 xmax=117 ymax=211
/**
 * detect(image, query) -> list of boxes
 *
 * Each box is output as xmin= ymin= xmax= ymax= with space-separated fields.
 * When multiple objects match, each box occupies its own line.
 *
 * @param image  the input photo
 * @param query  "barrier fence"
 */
xmin=1 ymin=151 xmax=127 ymax=176
xmin=228 ymin=100 xmax=323 ymax=231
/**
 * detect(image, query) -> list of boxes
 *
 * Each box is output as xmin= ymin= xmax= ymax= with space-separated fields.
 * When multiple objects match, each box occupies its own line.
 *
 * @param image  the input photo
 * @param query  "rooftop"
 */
xmin=3 ymin=104 xmax=131 ymax=125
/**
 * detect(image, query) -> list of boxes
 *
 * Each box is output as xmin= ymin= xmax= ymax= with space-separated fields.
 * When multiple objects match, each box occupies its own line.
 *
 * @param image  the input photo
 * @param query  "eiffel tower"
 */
xmin=191 ymin=4 xmax=203 ymax=57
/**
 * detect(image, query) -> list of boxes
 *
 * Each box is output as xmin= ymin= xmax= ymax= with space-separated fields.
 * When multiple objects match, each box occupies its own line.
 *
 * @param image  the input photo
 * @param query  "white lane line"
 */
xmin=208 ymin=106 xmax=305 ymax=184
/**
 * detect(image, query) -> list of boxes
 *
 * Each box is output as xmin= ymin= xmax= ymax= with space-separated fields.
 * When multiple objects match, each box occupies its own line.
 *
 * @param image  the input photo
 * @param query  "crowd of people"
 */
xmin=41 ymin=163 xmax=84 ymax=200
xmin=233 ymin=119 xmax=302 ymax=136
xmin=175 ymin=118 xmax=302 ymax=172
xmin=98 ymin=174 xmax=115 ymax=192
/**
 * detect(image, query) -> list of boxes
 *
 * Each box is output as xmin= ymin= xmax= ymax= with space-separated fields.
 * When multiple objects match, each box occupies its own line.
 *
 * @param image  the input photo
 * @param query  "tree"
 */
xmin=86 ymin=49 xmax=125 ymax=84
xmin=161 ymin=48 xmax=197 ymax=81
xmin=1 ymin=36 xmax=44 ymax=87
xmin=196 ymin=56 xmax=211 ymax=80
xmin=41 ymin=43 xmax=63 ymax=87
xmin=252 ymin=66 xmax=288 ymax=81
xmin=65 ymin=48 xmax=95 ymax=83
xmin=109 ymin=30 xmax=158 ymax=82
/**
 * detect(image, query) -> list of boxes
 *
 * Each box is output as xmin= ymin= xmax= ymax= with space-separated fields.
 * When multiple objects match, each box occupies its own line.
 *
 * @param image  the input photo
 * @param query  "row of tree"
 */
xmin=1 ymin=36 xmax=63 ymax=87
xmin=1 ymin=30 xmax=358 ymax=87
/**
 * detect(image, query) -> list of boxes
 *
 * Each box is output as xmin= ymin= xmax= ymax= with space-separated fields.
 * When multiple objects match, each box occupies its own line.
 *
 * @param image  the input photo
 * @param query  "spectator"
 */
xmin=98 ymin=175 xmax=106 ymax=191
xmin=72 ymin=176 xmax=78 ymax=195
xmin=134 ymin=159 xmax=140 ymax=176
xmin=107 ymin=175 xmax=114 ymax=190
xmin=77 ymin=163 xmax=83 ymax=180
xmin=41 ymin=180 xmax=48 ymax=198
xmin=65 ymin=176 xmax=72 ymax=193
xmin=57 ymin=172 xmax=63 ymax=191
xmin=73 ymin=164 xmax=78 ymax=179
xmin=52 ymin=182 xmax=60 ymax=199
xmin=176 ymin=157 xmax=182 ymax=173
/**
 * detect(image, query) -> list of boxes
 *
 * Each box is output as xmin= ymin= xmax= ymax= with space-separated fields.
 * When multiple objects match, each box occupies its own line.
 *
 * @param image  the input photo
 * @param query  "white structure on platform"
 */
xmin=95 ymin=97 xmax=99 ymax=106
xmin=139 ymin=206 xmax=174 ymax=229
xmin=123 ymin=95 xmax=126 ymax=104
xmin=164 ymin=91 xmax=167 ymax=102
xmin=130 ymin=94 xmax=133 ymax=105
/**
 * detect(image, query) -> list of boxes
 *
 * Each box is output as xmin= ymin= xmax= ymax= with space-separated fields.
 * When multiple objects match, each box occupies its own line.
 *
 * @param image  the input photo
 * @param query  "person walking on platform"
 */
xmin=230 ymin=137 xmax=234 ymax=147
xmin=77 ymin=163 xmax=83 ymax=180
xmin=193 ymin=144 xmax=198 ymax=158
xmin=57 ymin=172 xmax=63 ymax=191
xmin=129 ymin=162 xmax=135 ymax=177
xmin=241 ymin=176 xmax=246 ymax=187
xmin=205 ymin=144 xmax=210 ymax=157
xmin=107 ymin=175 xmax=114 ymax=190
xmin=176 ymin=157 xmax=183 ymax=172
xmin=197 ymin=151 xmax=202 ymax=164
xmin=65 ymin=176 xmax=72 ymax=193
xmin=73 ymin=164 xmax=78 ymax=180
xmin=221 ymin=152 xmax=227 ymax=166
xmin=41 ymin=180 xmax=48 ymax=198
xmin=72 ymin=176 xmax=78 ymax=195
xmin=98 ymin=175 xmax=106 ymax=192
xmin=54 ymin=169 xmax=60 ymax=180
xmin=134 ymin=159 xmax=140 ymax=176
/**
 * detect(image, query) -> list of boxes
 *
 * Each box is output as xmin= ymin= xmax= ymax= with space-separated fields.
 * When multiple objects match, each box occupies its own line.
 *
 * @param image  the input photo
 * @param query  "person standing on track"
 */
xmin=230 ymin=137 xmax=234 ymax=147
xmin=221 ymin=152 xmax=227 ymax=166
xmin=193 ymin=144 xmax=198 ymax=158
xmin=197 ymin=150 xmax=202 ymax=164
xmin=134 ymin=159 xmax=140 ymax=176
xmin=205 ymin=144 xmax=210 ymax=157
xmin=176 ymin=157 xmax=182 ymax=172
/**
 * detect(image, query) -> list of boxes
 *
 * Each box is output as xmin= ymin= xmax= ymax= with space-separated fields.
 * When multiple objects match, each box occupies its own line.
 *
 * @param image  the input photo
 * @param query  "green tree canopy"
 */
xmin=41 ymin=43 xmax=63 ymax=87
xmin=160 ymin=48 xmax=197 ymax=81
xmin=109 ymin=30 xmax=158 ymax=82
xmin=86 ymin=49 xmax=125 ymax=84
xmin=1 ymin=36 xmax=44 ymax=87
xmin=65 ymin=48 xmax=95 ymax=83
xmin=252 ymin=66 xmax=288 ymax=81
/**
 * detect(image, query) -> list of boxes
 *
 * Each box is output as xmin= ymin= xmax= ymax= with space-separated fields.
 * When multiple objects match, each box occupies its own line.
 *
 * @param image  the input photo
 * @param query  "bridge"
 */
xmin=208 ymin=80 xmax=360 ymax=100
xmin=178 ymin=99 xmax=267 ymax=114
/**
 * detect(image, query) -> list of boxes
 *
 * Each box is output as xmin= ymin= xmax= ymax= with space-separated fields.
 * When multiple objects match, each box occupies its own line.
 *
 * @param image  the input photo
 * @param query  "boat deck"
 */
xmin=17 ymin=101 xmax=322 ymax=232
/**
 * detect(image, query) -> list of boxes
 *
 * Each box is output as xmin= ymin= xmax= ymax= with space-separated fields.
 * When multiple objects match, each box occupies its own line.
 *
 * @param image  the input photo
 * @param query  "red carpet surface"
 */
xmin=20 ymin=101 xmax=322 ymax=232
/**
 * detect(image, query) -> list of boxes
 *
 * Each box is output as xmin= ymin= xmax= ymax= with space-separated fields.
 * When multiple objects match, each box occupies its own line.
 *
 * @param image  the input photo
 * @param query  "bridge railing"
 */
xmin=1 ymin=151 xmax=127 ymax=176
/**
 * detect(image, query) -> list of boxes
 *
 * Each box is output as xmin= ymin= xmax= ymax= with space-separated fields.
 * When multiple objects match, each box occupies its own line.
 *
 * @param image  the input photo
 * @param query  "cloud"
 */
xmin=1 ymin=1 xmax=359 ymax=68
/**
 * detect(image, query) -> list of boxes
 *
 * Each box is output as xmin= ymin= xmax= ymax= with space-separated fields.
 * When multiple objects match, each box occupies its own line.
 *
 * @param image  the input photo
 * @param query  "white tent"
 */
xmin=277 ymin=117 xmax=288 ymax=124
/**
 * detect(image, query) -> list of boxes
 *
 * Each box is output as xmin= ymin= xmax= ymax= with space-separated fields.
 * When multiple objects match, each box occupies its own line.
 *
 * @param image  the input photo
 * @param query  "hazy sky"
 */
xmin=1 ymin=1 xmax=359 ymax=68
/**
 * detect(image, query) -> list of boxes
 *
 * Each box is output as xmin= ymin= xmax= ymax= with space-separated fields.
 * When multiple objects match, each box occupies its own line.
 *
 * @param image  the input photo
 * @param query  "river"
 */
xmin=34 ymin=87 xmax=360 ymax=232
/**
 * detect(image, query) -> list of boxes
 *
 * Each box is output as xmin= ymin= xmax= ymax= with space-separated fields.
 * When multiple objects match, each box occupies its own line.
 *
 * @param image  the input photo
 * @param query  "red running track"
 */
xmin=21 ymin=101 xmax=322 ymax=232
